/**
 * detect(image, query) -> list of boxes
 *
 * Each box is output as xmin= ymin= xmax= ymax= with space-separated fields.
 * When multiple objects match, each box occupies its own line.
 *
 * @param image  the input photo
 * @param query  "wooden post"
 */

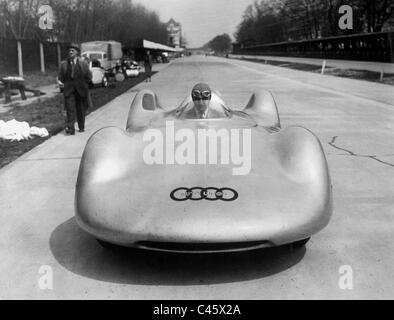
xmin=4 ymin=82 xmax=11 ymax=104
xmin=321 ymin=59 xmax=326 ymax=75
xmin=17 ymin=40 xmax=23 ymax=77
xmin=380 ymin=65 xmax=384 ymax=82
xmin=18 ymin=82 xmax=27 ymax=100
xmin=40 ymin=42 xmax=45 ymax=73
xmin=56 ymin=43 xmax=61 ymax=67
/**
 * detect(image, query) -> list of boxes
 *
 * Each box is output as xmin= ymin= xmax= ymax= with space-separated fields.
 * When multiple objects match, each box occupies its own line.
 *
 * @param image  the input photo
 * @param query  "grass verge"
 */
xmin=0 ymin=72 xmax=155 ymax=169
xmin=22 ymin=68 xmax=59 ymax=88
xmin=238 ymin=57 xmax=394 ymax=85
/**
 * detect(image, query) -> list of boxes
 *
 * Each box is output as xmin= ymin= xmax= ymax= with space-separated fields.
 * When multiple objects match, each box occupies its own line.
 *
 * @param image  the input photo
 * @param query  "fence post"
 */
xmin=17 ymin=40 xmax=23 ymax=77
xmin=378 ymin=64 xmax=386 ymax=82
xmin=40 ymin=42 xmax=45 ymax=73
xmin=321 ymin=59 xmax=327 ymax=75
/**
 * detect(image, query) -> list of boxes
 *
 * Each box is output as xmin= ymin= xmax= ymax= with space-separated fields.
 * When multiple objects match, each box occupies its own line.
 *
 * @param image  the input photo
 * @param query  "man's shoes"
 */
xmin=79 ymin=128 xmax=84 ymax=132
xmin=65 ymin=128 xmax=75 ymax=135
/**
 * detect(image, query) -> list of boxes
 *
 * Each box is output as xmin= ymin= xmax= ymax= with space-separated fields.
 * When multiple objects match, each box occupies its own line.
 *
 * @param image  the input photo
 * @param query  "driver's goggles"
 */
xmin=192 ymin=90 xmax=211 ymax=100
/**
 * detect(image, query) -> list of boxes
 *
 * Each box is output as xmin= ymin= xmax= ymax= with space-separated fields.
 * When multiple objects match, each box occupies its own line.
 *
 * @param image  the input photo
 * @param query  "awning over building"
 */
xmin=143 ymin=40 xmax=177 ymax=52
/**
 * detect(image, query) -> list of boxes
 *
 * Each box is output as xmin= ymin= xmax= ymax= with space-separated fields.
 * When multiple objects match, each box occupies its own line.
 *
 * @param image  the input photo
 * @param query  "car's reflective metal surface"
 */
xmin=75 ymin=89 xmax=332 ymax=252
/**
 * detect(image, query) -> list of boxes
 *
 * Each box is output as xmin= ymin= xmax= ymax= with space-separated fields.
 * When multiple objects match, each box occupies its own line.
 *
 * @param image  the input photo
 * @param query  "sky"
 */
xmin=133 ymin=0 xmax=257 ymax=48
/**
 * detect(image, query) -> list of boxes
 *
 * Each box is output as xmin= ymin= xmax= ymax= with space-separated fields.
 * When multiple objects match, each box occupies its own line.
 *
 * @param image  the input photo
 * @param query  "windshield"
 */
xmin=171 ymin=93 xmax=257 ymax=126
xmin=89 ymin=53 xmax=103 ymax=60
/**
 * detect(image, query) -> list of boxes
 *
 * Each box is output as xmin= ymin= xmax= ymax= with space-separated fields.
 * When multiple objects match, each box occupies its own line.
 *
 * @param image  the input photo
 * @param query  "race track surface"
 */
xmin=0 ymin=55 xmax=393 ymax=299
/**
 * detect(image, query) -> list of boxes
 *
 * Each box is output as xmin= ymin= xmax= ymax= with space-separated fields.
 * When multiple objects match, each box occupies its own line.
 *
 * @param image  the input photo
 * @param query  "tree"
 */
xmin=1 ymin=0 xmax=45 ymax=39
xmin=206 ymin=33 xmax=232 ymax=54
xmin=234 ymin=0 xmax=285 ymax=44
xmin=0 ymin=0 xmax=169 ymax=46
xmin=234 ymin=0 xmax=394 ymax=46
xmin=358 ymin=0 xmax=394 ymax=32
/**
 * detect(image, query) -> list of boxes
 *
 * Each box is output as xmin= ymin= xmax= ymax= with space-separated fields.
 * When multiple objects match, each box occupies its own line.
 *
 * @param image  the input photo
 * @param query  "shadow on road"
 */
xmin=50 ymin=218 xmax=306 ymax=285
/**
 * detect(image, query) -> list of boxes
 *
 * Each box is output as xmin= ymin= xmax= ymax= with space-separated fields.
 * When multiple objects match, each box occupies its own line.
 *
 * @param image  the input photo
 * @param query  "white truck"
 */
xmin=80 ymin=41 xmax=123 ymax=72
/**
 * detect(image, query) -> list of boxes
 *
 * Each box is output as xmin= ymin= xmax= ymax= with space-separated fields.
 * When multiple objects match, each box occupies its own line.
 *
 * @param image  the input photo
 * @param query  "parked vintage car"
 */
xmin=80 ymin=41 xmax=123 ymax=72
xmin=123 ymin=60 xmax=141 ymax=78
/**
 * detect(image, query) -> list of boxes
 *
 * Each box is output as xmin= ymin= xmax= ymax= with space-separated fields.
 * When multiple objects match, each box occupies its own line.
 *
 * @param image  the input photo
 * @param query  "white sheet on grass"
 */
xmin=0 ymin=119 xmax=49 ymax=141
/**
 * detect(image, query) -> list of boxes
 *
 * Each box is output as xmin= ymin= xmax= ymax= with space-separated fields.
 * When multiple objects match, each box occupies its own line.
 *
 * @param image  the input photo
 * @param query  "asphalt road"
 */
xmin=0 ymin=55 xmax=393 ymax=299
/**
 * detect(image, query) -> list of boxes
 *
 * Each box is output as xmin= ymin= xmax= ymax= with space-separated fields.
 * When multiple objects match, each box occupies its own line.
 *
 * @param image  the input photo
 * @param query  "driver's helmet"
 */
xmin=191 ymin=83 xmax=212 ymax=101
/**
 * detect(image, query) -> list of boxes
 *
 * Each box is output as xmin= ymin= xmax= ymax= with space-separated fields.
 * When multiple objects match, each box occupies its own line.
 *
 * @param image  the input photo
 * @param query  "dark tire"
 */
xmin=292 ymin=237 xmax=310 ymax=248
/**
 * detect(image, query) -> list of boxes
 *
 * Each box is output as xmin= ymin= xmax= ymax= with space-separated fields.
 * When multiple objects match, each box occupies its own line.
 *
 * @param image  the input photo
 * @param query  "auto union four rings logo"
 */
xmin=170 ymin=187 xmax=238 ymax=202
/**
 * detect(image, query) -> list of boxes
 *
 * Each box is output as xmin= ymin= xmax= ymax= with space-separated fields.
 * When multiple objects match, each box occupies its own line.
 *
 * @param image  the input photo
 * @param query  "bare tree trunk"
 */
xmin=74 ymin=0 xmax=82 ymax=42
xmin=83 ymin=0 xmax=91 ymax=41
xmin=89 ymin=0 xmax=95 ymax=39
xmin=304 ymin=2 xmax=312 ymax=39
xmin=22 ymin=0 xmax=33 ymax=39
xmin=2 ymin=0 xmax=18 ymax=39
xmin=17 ymin=0 xmax=23 ymax=38
xmin=327 ymin=0 xmax=336 ymax=36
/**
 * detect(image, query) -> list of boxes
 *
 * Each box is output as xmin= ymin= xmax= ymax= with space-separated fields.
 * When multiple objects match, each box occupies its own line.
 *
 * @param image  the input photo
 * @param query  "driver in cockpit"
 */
xmin=179 ymin=83 xmax=227 ymax=119
xmin=190 ymin=83 xmax=212 ymax=119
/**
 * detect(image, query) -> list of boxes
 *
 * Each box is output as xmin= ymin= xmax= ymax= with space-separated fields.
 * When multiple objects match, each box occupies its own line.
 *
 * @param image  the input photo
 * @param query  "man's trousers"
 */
xmin=64 ymin=90 xmax=89 ymax=132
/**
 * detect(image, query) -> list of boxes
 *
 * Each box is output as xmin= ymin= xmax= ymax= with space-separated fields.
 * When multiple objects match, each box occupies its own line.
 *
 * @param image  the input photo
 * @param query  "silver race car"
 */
xmin=75 ymin=88 xmax=333 ymax=253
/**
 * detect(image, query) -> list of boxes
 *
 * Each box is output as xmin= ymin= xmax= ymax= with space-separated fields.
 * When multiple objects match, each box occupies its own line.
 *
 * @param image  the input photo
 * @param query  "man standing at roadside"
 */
xmin=143 ymin=50 xmax=153 ymax=82
xmin=58 ymin=43 xmax=92 ymax=135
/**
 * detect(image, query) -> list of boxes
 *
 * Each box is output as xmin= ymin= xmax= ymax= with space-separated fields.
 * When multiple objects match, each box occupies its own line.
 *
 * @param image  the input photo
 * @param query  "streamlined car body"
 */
xmin=75 ymin=89 xmax=332 ymax=253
